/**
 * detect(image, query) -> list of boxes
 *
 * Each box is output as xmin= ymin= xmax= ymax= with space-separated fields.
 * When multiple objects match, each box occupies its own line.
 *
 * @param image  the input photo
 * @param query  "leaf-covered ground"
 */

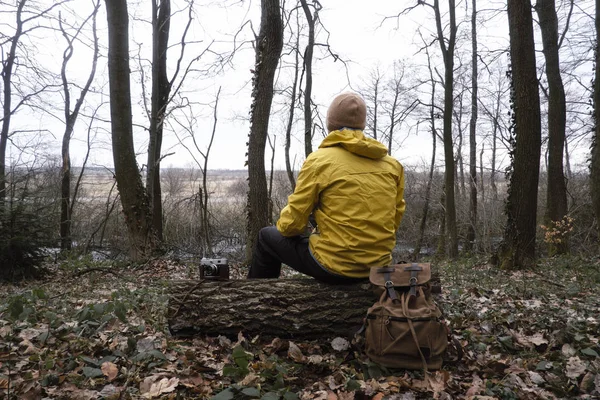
xmin=1 ymin=256 xmax=599 ymax=399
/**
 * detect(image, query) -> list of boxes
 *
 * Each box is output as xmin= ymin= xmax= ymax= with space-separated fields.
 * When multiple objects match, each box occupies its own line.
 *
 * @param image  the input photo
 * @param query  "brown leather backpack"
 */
xmin=364 ymin=263 xmax=448 ymax=370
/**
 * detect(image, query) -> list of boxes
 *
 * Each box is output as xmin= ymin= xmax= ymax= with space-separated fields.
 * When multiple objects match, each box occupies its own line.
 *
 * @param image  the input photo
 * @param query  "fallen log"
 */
xmin=167 ymin=279 xmax=375 ymax=339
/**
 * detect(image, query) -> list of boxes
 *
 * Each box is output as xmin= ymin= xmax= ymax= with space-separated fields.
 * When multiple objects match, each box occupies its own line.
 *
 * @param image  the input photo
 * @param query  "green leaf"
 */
xmin=38 ymin=331 xmax=50 ymax=344
xmin=498 ymin=336 xmax=515 ymax=350
xmin=232 ymin=345 xmax=252 ymax=371
xmin=261 ymin=392 xmax=280 ymax=400
xmin=241 ymin=387 xmax=261 ymax=398
xmin=535 ymin=360 xmax=552 ymax=371
xmin=581 ymin=348 xmax=599 ymax=357
xmin=114 ymin=302 xmax=127 ymax=323
xmin=283 ymin=392 xmax=299 ymax=400
xmin=82 ymin=367 xmax=104 ymax=378
xmin=222 ymin=365 xmax=241 ymax=377
xmin=31 ymin=288 xmax=46 ymax=299
xmin=80 ymin=356 xmax=100 ymax=367
xmin=346 ymin=379 xmax=361 ymax=391
xmin=211 ymin=388 xmax=235 ymax=400
xmin=8 ymin=296 xmax=24 ymax=320
xmin=93 ymin=303 xmax=106 ymax=316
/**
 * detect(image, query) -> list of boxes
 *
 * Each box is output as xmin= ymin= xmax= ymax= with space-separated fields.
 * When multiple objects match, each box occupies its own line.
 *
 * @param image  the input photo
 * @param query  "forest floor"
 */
xmin=1 ymin=255 xmax=599 ymax=399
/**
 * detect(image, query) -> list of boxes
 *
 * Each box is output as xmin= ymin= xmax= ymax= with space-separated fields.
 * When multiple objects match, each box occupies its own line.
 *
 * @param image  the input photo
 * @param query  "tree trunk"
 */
xmin=413 ymin=129 xmax=436 ymax=260
xmin=466 ymin=0 xmax=478 ymax=253
xmin=167 ymin=279 xmax=375 ymax=338
xmin=536 ymin=0 xmax=568 ymax=255
xmin=105 ymin=0 xmax=156 ymax=260
xmin=433 ymin=0 xmax=458 ymax=258
xmin=147 ymin=0 xmax=171 ymax=243
xmin=592 ymin=0 xmax=600 ymax=241
xmin=499 ymin=0 xmax=542 ymax=269
xmin=59 ymin=2 xmax=100 ymax=251
xmin=285 ymin=24 xmax=300 ymax=192
xmin=246 ymin=0 xmax=284 ymax=262
xmin=0 ymin=0 xmax=26 ymax=209
xmin=300 ymin=0 xmax=315 ymax=157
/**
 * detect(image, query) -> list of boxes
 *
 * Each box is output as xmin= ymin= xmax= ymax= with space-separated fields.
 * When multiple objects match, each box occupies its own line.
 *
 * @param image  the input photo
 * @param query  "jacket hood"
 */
xmin=319 ymin=129 xmax=389 ymax=159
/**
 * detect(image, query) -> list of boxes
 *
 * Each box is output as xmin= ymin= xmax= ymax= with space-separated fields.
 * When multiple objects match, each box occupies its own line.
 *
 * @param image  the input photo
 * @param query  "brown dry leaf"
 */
xmin=371 ymin=393 xmax=385 ymax=400
xmin=566 ymin=356 xmax=587 ymax=379
xmin=428 ymin=371 xmax=449 ymax=398
xmin=336 ymin=391 xmax=356 ymax=400
xmin=465 ymin=373 xmax=483 ymax=397
xmin=140 ymin=375 xmax=161 ymax=394
xmin=180 ymin=375 xmax=204 ymax=388
xmin=142 ymin=377 xmax=179 ymax=399
xmin=288 ymin=341 xmax=307 ymax=363
xmin=511 ymin=330 xmax=548 ymax=349
xmin=0 ymin=376 xmax=8 ymax=389
xmin=327 ymin=390 xmax=338 ymax=400
xmin=240 ymin=372 xmax=260 ymax=386
xmin=561 ymin=343 xmax=577 ymax=357
xmin=101 ymin=361 xmax=118 ymax=382
xmin=580 ymin=372 xmax=595 ymax=393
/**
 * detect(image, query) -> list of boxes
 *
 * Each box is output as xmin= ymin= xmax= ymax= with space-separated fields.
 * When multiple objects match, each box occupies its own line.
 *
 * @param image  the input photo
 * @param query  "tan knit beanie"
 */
xmin=326 ymin=92 xmax=367 ymax=132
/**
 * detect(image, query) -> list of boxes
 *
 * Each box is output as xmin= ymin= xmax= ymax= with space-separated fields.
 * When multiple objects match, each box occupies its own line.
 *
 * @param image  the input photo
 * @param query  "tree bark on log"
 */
xmin=168 ymin=279 xmax=376 ymax=339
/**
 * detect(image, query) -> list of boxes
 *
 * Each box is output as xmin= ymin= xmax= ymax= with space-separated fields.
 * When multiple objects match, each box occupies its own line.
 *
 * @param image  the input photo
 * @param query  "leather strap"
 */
xmin=383 ymin=271 xmax=397 ymax=301
xmin=404 ymin=263 xmax=423 ymax=297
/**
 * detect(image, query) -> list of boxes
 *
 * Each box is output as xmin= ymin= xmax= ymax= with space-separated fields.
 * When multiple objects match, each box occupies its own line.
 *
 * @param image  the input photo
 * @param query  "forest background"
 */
xmin=1 ymin=1 xmax=600 ymax=398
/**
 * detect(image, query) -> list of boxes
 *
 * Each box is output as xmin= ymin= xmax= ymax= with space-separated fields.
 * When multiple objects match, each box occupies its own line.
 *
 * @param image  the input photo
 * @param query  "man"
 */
xmin=248 ymin=92 xmax=405 ymax=283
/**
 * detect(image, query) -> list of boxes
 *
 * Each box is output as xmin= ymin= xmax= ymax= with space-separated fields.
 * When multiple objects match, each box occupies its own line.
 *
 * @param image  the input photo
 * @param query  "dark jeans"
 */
xmin=248 ymin=226 xmax=367 ymax=285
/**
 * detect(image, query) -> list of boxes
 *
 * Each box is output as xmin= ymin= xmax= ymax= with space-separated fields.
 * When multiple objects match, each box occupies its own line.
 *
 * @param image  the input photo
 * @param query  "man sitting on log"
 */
xmin=248 ymin=92 xmax=406 ymax=284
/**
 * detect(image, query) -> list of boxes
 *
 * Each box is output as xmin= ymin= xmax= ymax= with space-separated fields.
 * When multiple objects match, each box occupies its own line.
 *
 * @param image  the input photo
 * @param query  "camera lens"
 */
xmin=204 ymin=265 xmax=218 ymax=276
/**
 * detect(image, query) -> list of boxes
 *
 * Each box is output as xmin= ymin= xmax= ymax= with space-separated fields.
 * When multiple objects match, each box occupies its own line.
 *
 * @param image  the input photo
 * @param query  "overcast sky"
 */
xmin=1 ymin=0 xmax=594 ymax=173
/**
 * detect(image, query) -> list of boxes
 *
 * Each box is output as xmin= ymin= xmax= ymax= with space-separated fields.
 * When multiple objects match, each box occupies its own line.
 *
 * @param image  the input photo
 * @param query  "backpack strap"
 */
xmin=401 ymin=292 xmax=429 ymax=377
xmin=404 ymin=263 xmax=423 ymax=297
xmin=376 ymin=267 xmax=398 ymax=301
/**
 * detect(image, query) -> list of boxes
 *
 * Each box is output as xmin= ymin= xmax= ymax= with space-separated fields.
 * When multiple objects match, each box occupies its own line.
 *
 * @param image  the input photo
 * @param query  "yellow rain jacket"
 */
xmin=276 ymin=129 xmax=405 ymax=278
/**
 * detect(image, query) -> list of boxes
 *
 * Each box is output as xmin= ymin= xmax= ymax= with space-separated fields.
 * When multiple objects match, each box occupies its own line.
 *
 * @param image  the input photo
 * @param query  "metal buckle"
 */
xmin=385 ymin=280 xmax=394 ymax=288
xmin=409 ymin=277 xmax=418 ymax=285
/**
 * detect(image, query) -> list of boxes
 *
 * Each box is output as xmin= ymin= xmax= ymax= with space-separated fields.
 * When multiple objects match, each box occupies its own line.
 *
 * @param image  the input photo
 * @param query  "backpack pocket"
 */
xmin=364 ymin=307 xmax=447 ymax=370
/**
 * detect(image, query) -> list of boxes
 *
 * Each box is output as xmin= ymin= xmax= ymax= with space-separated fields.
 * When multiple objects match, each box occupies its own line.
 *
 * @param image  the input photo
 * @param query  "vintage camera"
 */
xmin=199 ymin=257 xmax=229 ymax=280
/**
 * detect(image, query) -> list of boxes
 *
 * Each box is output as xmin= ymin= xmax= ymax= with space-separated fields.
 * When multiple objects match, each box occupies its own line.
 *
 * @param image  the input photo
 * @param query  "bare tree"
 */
xmin=246 ymin=0 xmax=284 ymax=262
xmin=536 ymin=0 xmax=569 ymax=255
xmin=58 ymin=0 xmax=101 ymax=251
xmin=284 ymin=11 xmax=301 ymax=192
xmin=1 ymin=0 xmax=66 ymax=208
xmin=105 ymin=0 xmax=157 ymax=260
xmin=383 ymin=62 xmax=417 ymax=155
xmin=431 ymin=0 xmax=458 ymax=257
xmin=498 ymin=0 xmax=542 ymax=269
xmin=593 ymin=0 xmax=600 ymax=240
xmin=299 ymin=0 xmax=319 ymax=157
xmin=361 ymin=67 xmax=383 ymax=141
xmin=465 ymin=0 xmax=478 ymax=252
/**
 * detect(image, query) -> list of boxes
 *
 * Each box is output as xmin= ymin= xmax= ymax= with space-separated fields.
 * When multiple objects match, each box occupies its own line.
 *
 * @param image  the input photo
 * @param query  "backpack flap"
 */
xmin=370 ymin=263 xmax=432 ymax=298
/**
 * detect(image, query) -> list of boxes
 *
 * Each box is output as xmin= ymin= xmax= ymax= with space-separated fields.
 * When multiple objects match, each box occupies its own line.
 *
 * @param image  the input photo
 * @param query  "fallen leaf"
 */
xmin=465 ymin=373 xmax=483 ymax=397
xmin=308 ymin=355 xmax=323 ymax=364
xmin=101 ymin=361 xmax=118 ymax=382
xmin=428 ymin=370 xmax=449 ymax=397
xmin=566 ymin=357 xmax=587 ymax=380
xmin=562 ymin=343 xmax=577 ymax=357
xmin=142 ymin=377 xmax=179 ymax=399
xmin=580 ymin=372 xmax=595 ymax=393
xmin=240 ymin=372 xmax=260 ymax=386
xmin=99 ymin=384 xmax=120 ymax=398
xmin=331 ymin=337 xmax=350 ymax=352
xmin=528 ymin=371 xmax=545 ymax=385
xmin=371 ymin=393 xmax=385 ymax=400
xmin=288 ymin=341 xmax=307 ymax=363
